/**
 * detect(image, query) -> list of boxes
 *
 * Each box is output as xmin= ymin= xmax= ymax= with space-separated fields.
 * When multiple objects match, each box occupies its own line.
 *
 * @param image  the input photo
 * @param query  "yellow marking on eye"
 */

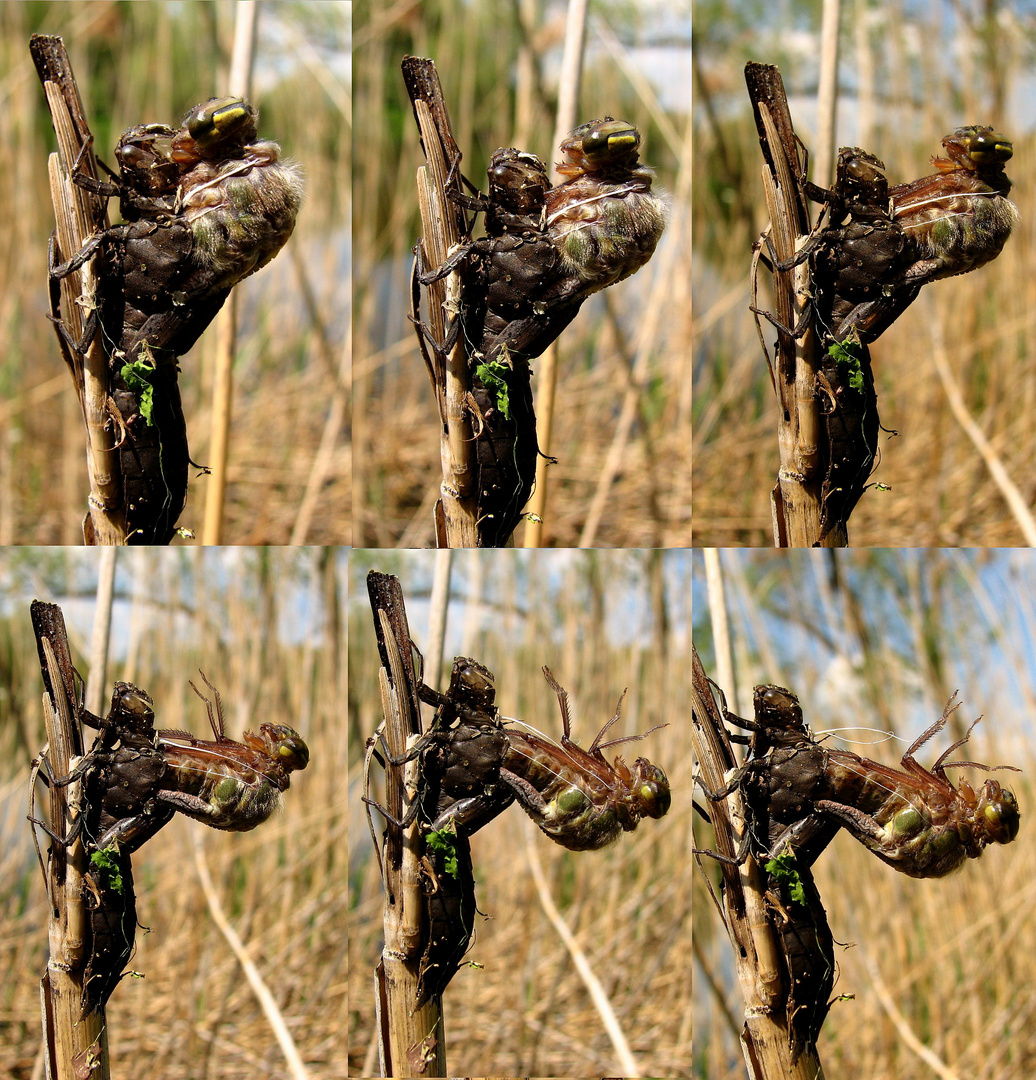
xmin=210 ymin=102 xmax=249 ymax=131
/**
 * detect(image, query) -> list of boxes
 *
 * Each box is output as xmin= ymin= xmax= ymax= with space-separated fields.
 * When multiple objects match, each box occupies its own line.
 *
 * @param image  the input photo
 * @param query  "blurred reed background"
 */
xmin=0 ymin=548 xmax=347 ymax=1078
xmin=352 ymin=0 xmax=692 ymax=547
xmin=0 ymin=1 xmax=349 ymax=544
xmin=693 ymin=549 xmax=1036 ymax=1077
xmin=692 ymin=0 xmax=1036 ymax=545
xmin=348 ymin=549 xmax=693 ymax=1075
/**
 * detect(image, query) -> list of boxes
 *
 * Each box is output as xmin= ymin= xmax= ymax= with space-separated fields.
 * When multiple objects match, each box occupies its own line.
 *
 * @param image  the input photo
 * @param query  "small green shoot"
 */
xmin=765 ymin=848 xmax=807 ymax=906
xmin=90 ymin=846 xmax=124 ymax=893
xmin=426 ymin=827 xmax=460 ymax=878
xmin=828 ymin=335 xmax=866 ymax=393
xmin=475 ymin=350 xmax=514 ymax=419
xmin=120 ymin=351 xmax=158 ymax=425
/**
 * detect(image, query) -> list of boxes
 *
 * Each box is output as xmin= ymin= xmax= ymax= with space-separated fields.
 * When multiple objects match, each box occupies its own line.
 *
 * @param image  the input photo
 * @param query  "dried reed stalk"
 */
xmin=30 ymin=600 xmax=110 ymax=1079
xmin=366 ymin=572 xmax=447 ymax=1077
xmin=745 ymin=62 xmax=843 ymax=548
xmin=402 ymin=56 xmax=479 ymax=548
xmin=30 ymin=34 xmax=128 ymax=545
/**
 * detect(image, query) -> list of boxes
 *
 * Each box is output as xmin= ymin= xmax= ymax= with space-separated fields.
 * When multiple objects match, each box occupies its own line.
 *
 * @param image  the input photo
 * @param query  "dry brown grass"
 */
xmin=348 ymin=549 xmax=693 ymax=1076
xmin=0 ymin=548 xmax=347 ymax=1078
xmin=694 ymin=549 xmax=1036 ymax=1077
xmin=692 ymin=7 xmax=1036 ymax=546
xmin=352 ymin=2 xmax=691 ymax=547
xmin=0 ymin=3 xmax=349 ymax=545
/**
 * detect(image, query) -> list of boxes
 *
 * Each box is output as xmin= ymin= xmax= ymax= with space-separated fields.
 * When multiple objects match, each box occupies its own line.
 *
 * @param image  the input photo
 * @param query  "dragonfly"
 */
xmin=415 ymin=121 xmax=666 ymax=545
xmin=755 ymin=129 xmax=1016 ymax=539
xmin=765 ymin=126 xmax=1018 ymax=353
xmin=888 ymin=126 xmax=1017 ymax=286
xmin=696 ymin=683 xmax=836 ymax=1062
xmin=545 ymin=117 xmax=668 ymax=301
xmin=397 ymin=662 xmax=672 ymax=851
xmin=497 ymin=667 xmax=670 ymax=851
xmin=805 ymin=697 xmax=1019 ymax=878
xmin=145 ymin=672 xmax=310 ymax=835
xmin=34 ymin=672 xmax=309 ymax=1013
xmin=50 ymin=97 xmax=303 ymax=543
xmin=421 ymin=118 xmax=668 ymax=372
xmin=367 ymin=657 xmax=670 ymax=1001
xmin=699 ymin=682 xmax=1020 ymax=1058
xmin=703 ymin=684 xmax=1020 ymax=879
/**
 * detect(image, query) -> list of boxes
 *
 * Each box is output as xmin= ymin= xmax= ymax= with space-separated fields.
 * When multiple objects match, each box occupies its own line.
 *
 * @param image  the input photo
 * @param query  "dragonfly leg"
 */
xmin=693 ymin=768 xmax=743 ymax=802
xmin=814 ymin=798 xmax=885 ymax=842
xmin=361 ymin=793 xmax=421 ymax=830
xmin=28 ymin=812 xmax=84 ymax=847
xmin=95 ymin=806 xmax=174 ymax=851
xmin=499 ymin=767 xmax=549 ymax=815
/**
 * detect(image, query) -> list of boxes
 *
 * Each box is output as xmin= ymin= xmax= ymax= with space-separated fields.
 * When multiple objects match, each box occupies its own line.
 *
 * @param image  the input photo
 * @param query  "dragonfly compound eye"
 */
xmin=980 ymin=781 xmax=1020 ymax=843
xmin=967 ymin=127 xmax=1013 ymax=165
xmin=185 ymin=97 xmax=258 ymax=149
xmin=556 ymin=786 xmax=591 ymax=814
xmin=260 ymin=725 xmax=310 ymax=772
xmin=891 ymin=804 xmax=924 ymax=836
xmin=577 ymin=118 xmax=640 ymax=167
xmin=633 ymin=760 xmax=671 ymax=818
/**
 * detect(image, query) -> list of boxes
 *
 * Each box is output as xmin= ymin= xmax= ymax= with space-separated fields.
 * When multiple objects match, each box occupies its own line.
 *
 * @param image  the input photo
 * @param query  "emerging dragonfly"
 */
xmin=704 ymin=684 xmax=1020 ymax=879
xmin=34 ymin=671 xmax=309 ymax=1013
xmin=403 ymin=662 xmax=672 ymax=851
xmin=150 ymin=673 xmax=310 ymax=834
xmin=367 ymin=657 xmax=670 ymax=1002
xmin=699 ymin=682 xmax=1020 ymax=1060
xmin=498 ymin=667 xmax=671 ymax=850
xmin=754 ymin=128 xmax=1017 ymax=539
xmin=50 ymin=97 xmax=303 ymax=542
xmin=774 ymin=125 xmax=1019 ymax=352
xmin=414 ymin=119 xmax=667 ymax=545
xmin=545 ymin=117 xmax=668 ymax=301
xmin=889 ymin=126 xmax=1017 ymax=286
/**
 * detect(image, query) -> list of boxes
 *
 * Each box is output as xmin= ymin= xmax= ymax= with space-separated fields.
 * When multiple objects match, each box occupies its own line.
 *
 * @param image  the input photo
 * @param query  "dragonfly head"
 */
xmin=556 ymin=118 xmax=642 ymax=177
xmin=938 ymin=126 xmax=1013 ymax=173
xmin=171 ymin=97 xmax=258 ymax=162
xmin=976 ymin=779 xmax=1020 ymax=845
xmin=632 ymin=759 xmax=671 ymax=819
xmin=248 ymin=724 xmax=310 ymax=775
